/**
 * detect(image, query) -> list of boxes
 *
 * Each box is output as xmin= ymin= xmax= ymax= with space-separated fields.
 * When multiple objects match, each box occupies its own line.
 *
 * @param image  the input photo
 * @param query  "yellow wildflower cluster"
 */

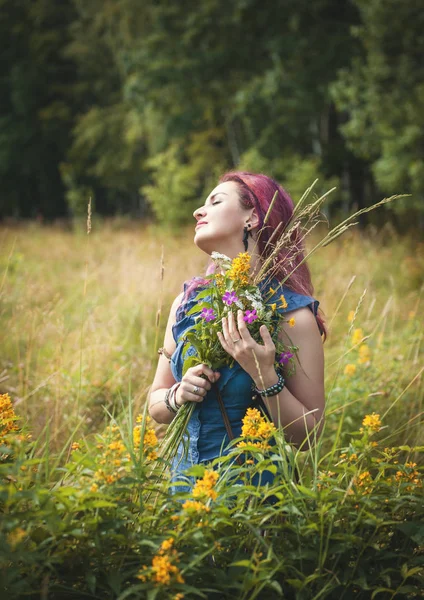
xmin=344 ymin=364 xmax=357 ymax=377
xmin=0 ymin=393 xmax=19 ymax=436
xmin=288 ymin=317 xmax=296 ymax=327
xmin=279 ymin=294 xmax=288 ymax=309
xmin=192 ymin=470 xmax=219 ymax=501
xmin=240 ymin=407 xmax=274 ymax=437
xmin=214 ymin=273 xmax=226 ymax=293
xmin=182 ymin=500 xmax=211 ymax=513
xmin=347 ymin=310 xmax=355 ymax=323
xmin=137 ymin=537 xmax=184 ymax=587
xmin=227 ymin=252 xmax=251 ymax=285
xmin=354 ymin=470 xmax=373 ymax=494
xmin=351 ymin=328 xmax=363 ymax=346
xmin=90 ymin=416 xmax=158 ymax=490
xmin=394 ymin=462 xmax=422 ymax=491
xmin=133 ymin=415 xmax=158 ymax=461
xmin=358 ymin=344 xmax=371 ymax=364
xmin=361 ymin=413 xmax=382 ymax=433
xmin=237 ymin=408 xmax=276 ymax=451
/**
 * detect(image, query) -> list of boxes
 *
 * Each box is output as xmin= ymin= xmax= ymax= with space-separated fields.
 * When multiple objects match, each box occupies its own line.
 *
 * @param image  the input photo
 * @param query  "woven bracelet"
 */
xmin=164 ymin=387 xmax=178 ymax=414
xmin=254 ymin=372 xmax=285 ymax=397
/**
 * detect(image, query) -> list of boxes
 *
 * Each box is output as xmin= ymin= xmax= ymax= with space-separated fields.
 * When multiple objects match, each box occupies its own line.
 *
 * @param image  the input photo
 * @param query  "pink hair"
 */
xmin=182 ymin=171 xmax=327 ymax=340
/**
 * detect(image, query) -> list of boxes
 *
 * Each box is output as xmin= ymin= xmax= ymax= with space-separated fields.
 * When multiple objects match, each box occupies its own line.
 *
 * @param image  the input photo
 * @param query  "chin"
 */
xmin=194 ymin=230 xmax=216 ymax=255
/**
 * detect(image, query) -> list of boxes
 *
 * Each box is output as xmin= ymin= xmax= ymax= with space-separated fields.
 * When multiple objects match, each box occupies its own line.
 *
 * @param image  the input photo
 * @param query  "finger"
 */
xmin=191 ymin=363 xmax=215 ymax=382
xmin=178 ymin=388 xmax=205 ymax=403
xmin=237 ymin=309 xmax=250 ymax=342
xmin=227 ymin=310 xmax=238 ymax=337
xmin=187 ymin=375 xmax=212 ymax=394
xmin=221 ymin=315 xmax=230 ymax=343
xmin=217 ymin=330 xmax=231 ymax=352
xmin=259 ymin=324 xmax=275 ymax=350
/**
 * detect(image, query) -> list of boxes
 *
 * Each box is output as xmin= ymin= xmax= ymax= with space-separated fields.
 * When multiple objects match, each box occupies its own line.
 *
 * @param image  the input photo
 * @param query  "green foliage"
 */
xmin=1 ymin=408 xmax=423 ymax=599
xmin=239 ymin=148 xmax=340 ymax=206
xmin=142 ymin=130 xmax=226 ymax=225
xmin=331 ymin=0 xmax=424 ymax=215
xmin=1 ymin=0 xmax=423 ymax=224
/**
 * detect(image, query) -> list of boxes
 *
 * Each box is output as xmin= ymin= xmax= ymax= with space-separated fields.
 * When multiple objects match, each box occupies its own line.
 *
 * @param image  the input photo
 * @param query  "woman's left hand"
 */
xmin=217 ymin=309 xmax=276 ymax=382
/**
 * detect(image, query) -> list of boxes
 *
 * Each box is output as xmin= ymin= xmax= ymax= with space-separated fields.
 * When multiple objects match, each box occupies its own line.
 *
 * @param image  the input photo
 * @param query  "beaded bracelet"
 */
xmin=254 ymin=372 xmax=285 ymax=397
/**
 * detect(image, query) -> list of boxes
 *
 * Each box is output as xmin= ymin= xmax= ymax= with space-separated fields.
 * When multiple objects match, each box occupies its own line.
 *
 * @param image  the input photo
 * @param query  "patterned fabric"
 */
xmin=169 ymin=276 xmax=320 ymax=494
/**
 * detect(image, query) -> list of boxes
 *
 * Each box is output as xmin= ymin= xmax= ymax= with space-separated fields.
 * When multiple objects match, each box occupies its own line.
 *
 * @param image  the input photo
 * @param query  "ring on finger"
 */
xmin=232 ymin=338 xmax=241 ymax=343
xmin=193 ymin=385 xmax=200 ymax=394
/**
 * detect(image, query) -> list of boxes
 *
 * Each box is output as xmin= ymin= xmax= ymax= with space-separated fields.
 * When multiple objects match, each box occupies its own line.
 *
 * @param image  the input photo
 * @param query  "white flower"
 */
xmin=211 ymin=251 xmax=232 ymax=268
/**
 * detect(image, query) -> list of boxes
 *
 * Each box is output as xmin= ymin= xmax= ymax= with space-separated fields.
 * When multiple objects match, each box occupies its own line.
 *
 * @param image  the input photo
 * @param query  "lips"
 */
xmin=195 ymin=221 xmax=207 ymax=229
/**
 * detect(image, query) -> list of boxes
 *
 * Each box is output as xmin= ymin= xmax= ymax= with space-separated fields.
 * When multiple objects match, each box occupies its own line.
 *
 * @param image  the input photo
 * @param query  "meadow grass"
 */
xmin=0 ymin=221 xmax=423 ymax=599
xmin=0 ymin=221 xmax=422 ymax=451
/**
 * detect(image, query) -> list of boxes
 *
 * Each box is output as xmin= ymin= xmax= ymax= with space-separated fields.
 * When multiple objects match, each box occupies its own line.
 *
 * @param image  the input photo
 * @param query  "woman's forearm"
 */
xmin=254 ymin=370 xmax=323 ymax=447
xmin=148 ymin=388 xmax=176 ymax=425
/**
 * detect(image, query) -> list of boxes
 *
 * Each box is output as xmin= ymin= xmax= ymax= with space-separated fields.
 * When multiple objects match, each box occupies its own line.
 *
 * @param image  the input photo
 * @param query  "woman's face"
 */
xmin=193 ymin=181 xmax=254 ymax=257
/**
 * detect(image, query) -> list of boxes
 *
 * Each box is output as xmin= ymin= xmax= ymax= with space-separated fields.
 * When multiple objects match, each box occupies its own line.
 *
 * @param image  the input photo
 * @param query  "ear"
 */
xmin=246 ymin=208 xmax=260 ymax=231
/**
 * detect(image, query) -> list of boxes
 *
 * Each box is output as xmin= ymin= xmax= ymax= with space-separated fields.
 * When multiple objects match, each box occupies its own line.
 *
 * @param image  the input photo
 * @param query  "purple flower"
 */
xmin=222 ymin=291 xmax=239 ymax=306
xmin=278 ymin=351 xmax=294 ymax=365
xmin=200 ymin=307 xmax=215 ymax=322
xmin=243 ymin=309 xmax=258 ymax=324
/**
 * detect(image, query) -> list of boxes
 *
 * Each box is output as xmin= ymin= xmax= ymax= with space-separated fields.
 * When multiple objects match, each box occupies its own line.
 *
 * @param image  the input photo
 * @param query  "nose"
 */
xmin=193 ymin=204 xmax=206 ymax=220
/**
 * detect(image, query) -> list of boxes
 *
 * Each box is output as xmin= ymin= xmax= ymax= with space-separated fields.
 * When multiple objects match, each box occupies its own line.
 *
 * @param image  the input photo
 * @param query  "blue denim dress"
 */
xmin=169 ymin=277 xmax=320 ymax=493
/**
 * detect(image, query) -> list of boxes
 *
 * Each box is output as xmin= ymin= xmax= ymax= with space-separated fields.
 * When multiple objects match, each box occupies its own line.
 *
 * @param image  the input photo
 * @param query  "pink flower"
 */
xmin=278 ymin=351 xmax=294 ymax=365
xmin=222 ymin=291 xmax=238 ymax=306
xmin=243 ymin=309 xmax=258 ymax=324
xmin=200 ymin=308 xmax=215 ymax=322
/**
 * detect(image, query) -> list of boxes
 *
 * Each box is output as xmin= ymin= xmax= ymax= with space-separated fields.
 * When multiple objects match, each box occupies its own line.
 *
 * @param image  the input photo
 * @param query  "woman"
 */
xmin=148 ymin=172 xmax=326 ymax=492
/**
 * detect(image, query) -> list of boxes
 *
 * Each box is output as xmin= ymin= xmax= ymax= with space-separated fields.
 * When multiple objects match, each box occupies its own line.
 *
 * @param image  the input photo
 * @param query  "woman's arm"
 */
xmin=217 ymin=307 xmax=325 ymax=449
xmin=148 ymin=293 xmax=219 ymax=424
xmin=148 ymin=293 xmax=183 ymax=424
xmin=256 ymin=307 xmax=325 ymax=448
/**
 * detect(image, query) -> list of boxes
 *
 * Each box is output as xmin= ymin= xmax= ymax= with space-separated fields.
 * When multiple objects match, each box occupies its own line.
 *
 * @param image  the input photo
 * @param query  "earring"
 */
xmin=242 ymin=225 xmax=251 ymax=251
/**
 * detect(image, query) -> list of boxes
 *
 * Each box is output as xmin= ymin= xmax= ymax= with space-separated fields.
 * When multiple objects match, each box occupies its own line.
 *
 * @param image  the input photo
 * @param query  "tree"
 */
xmin=332 ymin=0 xmax=424 ymax=219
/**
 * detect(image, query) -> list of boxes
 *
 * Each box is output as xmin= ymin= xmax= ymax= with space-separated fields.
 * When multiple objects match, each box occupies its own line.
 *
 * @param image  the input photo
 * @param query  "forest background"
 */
xmin=1 ymin=0 xmax=424 ymax=228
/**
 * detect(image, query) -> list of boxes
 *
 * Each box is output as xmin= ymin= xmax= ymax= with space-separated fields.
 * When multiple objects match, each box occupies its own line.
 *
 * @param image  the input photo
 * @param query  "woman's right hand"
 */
xmin=175 ymin=364 xmax=221 ymax=406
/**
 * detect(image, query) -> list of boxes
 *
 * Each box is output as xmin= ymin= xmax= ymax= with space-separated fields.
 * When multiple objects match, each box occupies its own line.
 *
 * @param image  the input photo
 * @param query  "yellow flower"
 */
xmin=270 ymin=303 xmax=277 ymax=312
xmin=288 ymin=318 xmax=296 ymax=327
xmin=151 ymin=554 xmax=184 ymax=586
xmin=362 ymin=412 xmax=382 ymax=432
xmin=90 ymin=483 xmax=99 ymax=492
xmin=182 ymin=500 xmax=211 ymax=513
xmin=0 ymin=393 xmax=19 ymax=436
xmin=344 ymin=364 xmax=356 ymax=377
xmin=214 ymin=273 xmax=226 ymax=292
xmin=160 ymin=538 xmax=174 ymax=553
xmin=174 ymin=594 xmax=185 ymax=600
xmin=279 ymin=294 xmax=288 ymax=309
xmin=347 ymin=310 xmax=355 ymax=323
xmin=227 ymin=252 xmax=251 ymax=285
xmin=358 ymin=344 xmax=371 ymax=364
xmin=133 ymin=417 xmax=158 ymax=461
xmin=351 ymin=328 xmax=363 ymax=346
xmin=71 ymin=442 xmax=80 ymax=451
xmin=192 ymin=470 xmax=219 ymax=501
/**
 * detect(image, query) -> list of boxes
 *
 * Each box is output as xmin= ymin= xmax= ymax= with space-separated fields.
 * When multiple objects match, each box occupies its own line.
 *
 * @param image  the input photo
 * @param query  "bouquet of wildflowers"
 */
xmin=181 ymin=250 xmax=297 ymax=376
xmin=159 ymin=250 xmax=298 ymax=466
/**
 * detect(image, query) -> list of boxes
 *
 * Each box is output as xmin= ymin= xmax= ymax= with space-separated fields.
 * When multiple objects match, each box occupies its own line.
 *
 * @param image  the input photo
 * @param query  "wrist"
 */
xmin=253 ymin=369 xmax=278 ymax=390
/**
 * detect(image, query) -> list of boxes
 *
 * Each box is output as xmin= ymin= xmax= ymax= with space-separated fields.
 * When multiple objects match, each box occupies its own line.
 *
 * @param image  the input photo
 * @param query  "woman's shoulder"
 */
xmin=260 ymin=278 xmax=319 ymax=317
